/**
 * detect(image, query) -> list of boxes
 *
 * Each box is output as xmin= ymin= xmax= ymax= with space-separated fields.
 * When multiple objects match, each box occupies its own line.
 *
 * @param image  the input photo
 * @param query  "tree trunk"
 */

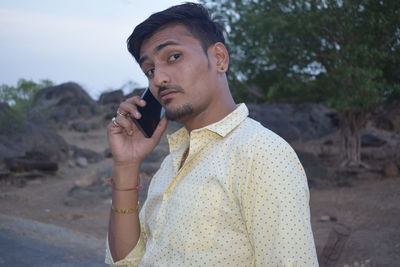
xmin=340 ymin=111 xmax=369 ymax=169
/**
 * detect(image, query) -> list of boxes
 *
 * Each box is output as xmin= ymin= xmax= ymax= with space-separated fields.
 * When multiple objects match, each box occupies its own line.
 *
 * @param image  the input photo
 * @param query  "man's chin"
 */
xmin=164 ymin=104 xmax=193 ymax=121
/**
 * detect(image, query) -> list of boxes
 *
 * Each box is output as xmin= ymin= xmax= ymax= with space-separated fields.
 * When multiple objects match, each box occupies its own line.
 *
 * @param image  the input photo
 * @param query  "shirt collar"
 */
xmin=167 ymin=103 xmax=248 ymax=152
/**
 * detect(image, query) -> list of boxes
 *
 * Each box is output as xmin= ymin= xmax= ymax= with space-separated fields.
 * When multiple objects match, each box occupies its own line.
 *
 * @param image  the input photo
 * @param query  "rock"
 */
xmin=30 ymin=82 xmax=97 ymax=124
xmin=4 ymin=157 xmax=58 ymax=173
xmin=375 ymin=117 xmax=394 ymax=132
xmin=141 ymin=162 xmax=161 ymax=176
xmin=0 ymin=122 xmax=69 ymax=162
xmin=64 ymin=166 xmax=112 ymax=206
xmin=373 ymin=101 xmax=400 ymax=133
xmin=101 ymin=88 xmax=146 ymax=121
xmin=67 ymin=160 xmax=75 ymax=168
xmin=75 ymin=157 xmax=88 ymax=168
xmin=74 ymin=170 xmax=97 ymax=187
xmin=98 ymin=90 xmax=124 ymax=105
xmin=361 ymin=134 xmax=387 ymax=147
xmin=25 ymin=150 xmax=51 ymax=161
xmin=383 ymin=162 xmax=399 ymax=177
xmin=8 ymin=170 xmax=46 ymax=180
xmin=146 ymin=148 xmax=169 ymax=163
xmin=103 ymin=147 xmax=112 ymax=158
xmin=64 ymin=186 xmax=93 ymax=206
xmin=70 ymin=122 xmax=90 ymax=133
xmin=70 ymin=145 xmax=103 ymax=164
xmin=297 ymin=151 xmax=329 ymax=181
xmin=0 ymin=170 xmax=11 ymax=178
xmin=247 ymin=103 xmax=338 ymax=142
xmin=319 ymin=215 xmax=337 ymax=222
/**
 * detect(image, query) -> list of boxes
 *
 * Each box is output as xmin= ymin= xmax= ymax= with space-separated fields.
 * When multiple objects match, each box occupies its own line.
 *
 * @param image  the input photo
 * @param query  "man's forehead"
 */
xmin=139 ymin=23 xmax=198 ymax=57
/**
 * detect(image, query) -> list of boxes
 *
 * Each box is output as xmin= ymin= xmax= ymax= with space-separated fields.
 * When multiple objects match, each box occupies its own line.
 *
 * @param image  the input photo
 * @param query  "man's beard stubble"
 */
xmin=159 ymin=85 xmax=194 ymax=121
xmin=164 ymin=103 xmax=194 ymax=121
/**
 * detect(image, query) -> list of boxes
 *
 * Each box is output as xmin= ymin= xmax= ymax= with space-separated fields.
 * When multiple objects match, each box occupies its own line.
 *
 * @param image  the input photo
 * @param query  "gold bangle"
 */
xmin=111 ymin=202 xmax=140 ymax=214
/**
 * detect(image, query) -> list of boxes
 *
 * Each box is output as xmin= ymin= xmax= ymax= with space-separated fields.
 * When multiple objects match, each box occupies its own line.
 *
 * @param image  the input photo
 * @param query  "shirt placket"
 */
xmin=163 ymin=131 xmax=215 ymax=198
xmin=151 ymin=131 xmax=217 ymax=246
xmin=150 ymin=145 xmax=191 ymax=243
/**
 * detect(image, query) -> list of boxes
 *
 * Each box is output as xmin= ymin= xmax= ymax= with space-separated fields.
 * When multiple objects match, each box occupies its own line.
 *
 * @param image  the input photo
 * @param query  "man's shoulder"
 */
xmin=225 ymin=116 xmax=297 ymax=160
xmin=233 ymin=117 xmax=288 ymax=146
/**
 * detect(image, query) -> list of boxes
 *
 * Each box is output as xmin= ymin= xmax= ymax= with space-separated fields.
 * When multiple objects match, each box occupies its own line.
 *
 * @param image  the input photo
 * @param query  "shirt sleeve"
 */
xmin=105 ymin=217 xmax=147 ymax=266
xmin=240 ymin=135 xmax=319 ymax=267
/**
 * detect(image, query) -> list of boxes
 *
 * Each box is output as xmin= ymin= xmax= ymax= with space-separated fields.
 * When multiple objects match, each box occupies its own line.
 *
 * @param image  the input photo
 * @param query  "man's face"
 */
xmin=139 ymin=23 xmax=218 ymax=122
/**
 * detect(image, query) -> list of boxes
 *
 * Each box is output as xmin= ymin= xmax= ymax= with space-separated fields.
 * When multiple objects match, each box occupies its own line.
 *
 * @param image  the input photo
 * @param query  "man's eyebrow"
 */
xmin=154 ymin=41 xmax=181 ymax=53
xmin=139 ymin=41 xmax=181 ymax=67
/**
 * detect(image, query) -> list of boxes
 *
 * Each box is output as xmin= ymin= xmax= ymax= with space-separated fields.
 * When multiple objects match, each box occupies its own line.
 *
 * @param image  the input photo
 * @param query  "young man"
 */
xmin=106 ymin=3 xmax=318 ymax=266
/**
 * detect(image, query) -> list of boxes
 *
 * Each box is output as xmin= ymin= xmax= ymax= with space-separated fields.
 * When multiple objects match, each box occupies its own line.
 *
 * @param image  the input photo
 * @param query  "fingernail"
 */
xmin=128 ymin=130 xmax=133 ymax=135
xmin=136 ymin=112 xmax=141 ymax=117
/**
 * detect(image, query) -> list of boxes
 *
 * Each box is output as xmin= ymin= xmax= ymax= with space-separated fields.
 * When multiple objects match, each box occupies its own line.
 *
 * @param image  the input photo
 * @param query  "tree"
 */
xmin=202 ymin=0 xmax=400 ymax=168
xmin=0 ymin=79 xmax=53 ymax=109
xmin=0 ymin=79 xmax=54 ymax=133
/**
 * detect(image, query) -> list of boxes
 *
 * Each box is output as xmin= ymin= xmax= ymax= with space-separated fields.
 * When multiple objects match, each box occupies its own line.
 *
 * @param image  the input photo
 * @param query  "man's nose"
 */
xmin=153 ymin=67 xmax=170 ymax=87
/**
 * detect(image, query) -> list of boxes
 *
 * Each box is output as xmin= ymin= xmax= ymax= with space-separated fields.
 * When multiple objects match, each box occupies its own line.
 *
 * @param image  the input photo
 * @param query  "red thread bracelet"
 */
xmin=105 ymin=178 xmax=143 ymax=191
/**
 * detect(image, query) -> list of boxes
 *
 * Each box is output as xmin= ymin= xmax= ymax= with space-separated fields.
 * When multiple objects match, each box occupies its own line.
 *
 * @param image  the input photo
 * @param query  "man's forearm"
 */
xmin=108 ymin=163 xmax=142 ymax=262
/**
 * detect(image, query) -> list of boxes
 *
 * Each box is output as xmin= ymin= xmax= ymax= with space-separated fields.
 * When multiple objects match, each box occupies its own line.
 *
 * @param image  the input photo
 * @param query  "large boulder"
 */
xmin=101 ymin=88 xmax=146 ymax=120
xmin=0 ymin=121 xmax=69 ymax=163
xmin=372 ymin=101 xmax=400 ymax=133
xmin=30 ymin=82 xmax=97 ymax=124
xmin=98 ymin=90 xmax=124 ymax=105
xmin=247 ymin=103 xmax=338 ymax=142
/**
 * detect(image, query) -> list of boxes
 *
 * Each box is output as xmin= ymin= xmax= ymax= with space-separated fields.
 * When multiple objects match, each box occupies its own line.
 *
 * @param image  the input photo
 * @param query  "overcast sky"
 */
xmin=0 ymin=0 xmax=198 ymax=99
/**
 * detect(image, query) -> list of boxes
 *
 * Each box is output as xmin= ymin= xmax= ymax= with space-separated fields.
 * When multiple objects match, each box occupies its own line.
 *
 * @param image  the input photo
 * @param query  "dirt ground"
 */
xmin=0 ymin=126 xmax=399 ymax=266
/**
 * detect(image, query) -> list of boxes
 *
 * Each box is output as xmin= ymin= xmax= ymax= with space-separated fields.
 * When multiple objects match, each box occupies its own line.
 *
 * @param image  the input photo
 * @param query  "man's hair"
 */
xmin=127 ymin=2 xmax=227 ymax=63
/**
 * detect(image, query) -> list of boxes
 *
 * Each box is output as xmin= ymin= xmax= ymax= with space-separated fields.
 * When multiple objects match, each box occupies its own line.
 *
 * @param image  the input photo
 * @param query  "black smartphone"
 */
xmin=131 ymin=88 xmax=163 ymax=138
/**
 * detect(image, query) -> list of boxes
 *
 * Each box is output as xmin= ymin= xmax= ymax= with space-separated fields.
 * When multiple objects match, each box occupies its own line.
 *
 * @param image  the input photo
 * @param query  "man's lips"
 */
xmin=159 ymin=89 xmax=178 ymax=100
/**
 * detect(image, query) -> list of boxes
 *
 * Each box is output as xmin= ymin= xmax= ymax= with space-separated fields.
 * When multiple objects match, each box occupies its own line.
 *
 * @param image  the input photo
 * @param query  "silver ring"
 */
xmin=112 ymin=117 xmax=120 ymax=127
xmin=117 ymin=109 xmax=127 ymax=117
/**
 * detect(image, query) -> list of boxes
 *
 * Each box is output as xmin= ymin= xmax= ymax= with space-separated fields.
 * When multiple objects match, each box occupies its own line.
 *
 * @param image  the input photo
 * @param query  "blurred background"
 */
xmin=0 ymin=0 xmax=399 ymax=266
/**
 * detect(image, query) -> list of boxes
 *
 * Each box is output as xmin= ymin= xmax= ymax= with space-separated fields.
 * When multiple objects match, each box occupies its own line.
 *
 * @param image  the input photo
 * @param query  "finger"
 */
xmin=106 ymin=120 xmax=124 ymax=135
xmin=114 ymin=115 xmax=136 ymax=136
xmin=125 ymin=96 xmax=147 ymax=109
xmin=151 ymin=117 xmax=168 ymax=142
xmin=119 ymin=100 xmax=145 ymax=120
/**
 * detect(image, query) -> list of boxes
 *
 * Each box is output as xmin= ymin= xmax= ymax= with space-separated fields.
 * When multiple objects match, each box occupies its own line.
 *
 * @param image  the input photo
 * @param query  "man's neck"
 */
xmin=182 ymin=98 xmax=236 ymax=132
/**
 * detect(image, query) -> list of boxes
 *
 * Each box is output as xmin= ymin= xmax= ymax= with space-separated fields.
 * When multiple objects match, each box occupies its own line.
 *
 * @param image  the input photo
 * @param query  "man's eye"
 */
xmin=168 ymin=53 xmax=181 ymax=62
xmin=145 ymin=68 xmax=155 ymax=78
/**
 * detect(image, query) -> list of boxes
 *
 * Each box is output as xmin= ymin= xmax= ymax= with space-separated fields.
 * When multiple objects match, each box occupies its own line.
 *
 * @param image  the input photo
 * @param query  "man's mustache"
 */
xmin=158 ymin=85 xmax=184 ymax=98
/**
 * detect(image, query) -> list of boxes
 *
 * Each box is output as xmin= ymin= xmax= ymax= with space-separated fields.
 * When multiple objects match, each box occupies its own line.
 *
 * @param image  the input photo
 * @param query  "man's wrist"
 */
xmin=113 ymin=160 xmax=142 ymax=167
xmin=112 ymin=162 xmax=141 ymax=188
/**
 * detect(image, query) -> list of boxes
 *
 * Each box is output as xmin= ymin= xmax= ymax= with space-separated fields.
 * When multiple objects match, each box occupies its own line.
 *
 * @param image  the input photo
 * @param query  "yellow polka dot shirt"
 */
xmin=106 ymin=103 xmax=318 ymax=266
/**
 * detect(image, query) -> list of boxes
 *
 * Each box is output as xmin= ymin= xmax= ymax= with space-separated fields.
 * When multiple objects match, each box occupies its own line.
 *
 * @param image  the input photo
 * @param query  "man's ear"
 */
xmin=212 ymin=42 xmax=229 ymax=73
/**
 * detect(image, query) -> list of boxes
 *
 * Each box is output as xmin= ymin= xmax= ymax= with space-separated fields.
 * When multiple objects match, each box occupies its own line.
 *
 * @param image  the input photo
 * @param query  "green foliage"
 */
xmin=0 ymin=79 xmax=54 ymax=134
xmin=0 ymin=79 xmax=53 ymax=110
xmin=202 ymin=0 xmax=400 ymax=111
